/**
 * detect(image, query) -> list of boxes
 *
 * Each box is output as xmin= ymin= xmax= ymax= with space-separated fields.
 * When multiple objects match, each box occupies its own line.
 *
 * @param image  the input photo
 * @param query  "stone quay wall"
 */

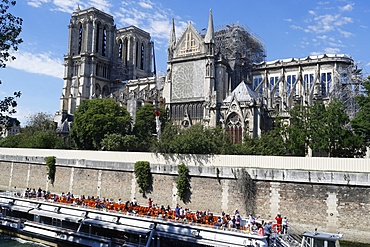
xmin=0 ymin=148 xmax=369 ymax=244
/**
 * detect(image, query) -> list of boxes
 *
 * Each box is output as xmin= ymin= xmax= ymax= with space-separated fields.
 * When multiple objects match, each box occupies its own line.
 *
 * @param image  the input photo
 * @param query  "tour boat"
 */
xmin=0 ymin=194 xmax=343 ymax=247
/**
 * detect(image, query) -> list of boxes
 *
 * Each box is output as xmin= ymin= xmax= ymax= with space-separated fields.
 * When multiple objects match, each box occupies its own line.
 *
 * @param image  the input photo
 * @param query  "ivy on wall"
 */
xmin=45 ymin=156 xmax=56 ymax=186
xmin=176 ymin=163 xmax=191 ymax=203
xmin=134 ymin=161 xmax=152 ymax=196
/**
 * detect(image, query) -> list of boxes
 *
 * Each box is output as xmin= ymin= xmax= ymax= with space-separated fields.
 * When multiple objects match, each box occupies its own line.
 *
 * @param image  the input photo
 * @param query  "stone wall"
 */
xmin=0 ymin=155 xmax=369 ymax=244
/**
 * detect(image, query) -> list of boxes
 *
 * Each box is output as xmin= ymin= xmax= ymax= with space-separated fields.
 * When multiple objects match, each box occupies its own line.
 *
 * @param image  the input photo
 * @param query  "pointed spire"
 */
xmin=168 ymin=18 xmax=176 ymax=51
xmin=204 ymin=9 xmax=214 ymax=43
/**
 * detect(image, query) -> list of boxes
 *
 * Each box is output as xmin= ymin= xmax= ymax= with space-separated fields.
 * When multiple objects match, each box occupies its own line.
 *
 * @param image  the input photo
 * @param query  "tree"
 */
xmin=352 ymin=78 xmax=370 ymax=146
xmin=0 ymin=0 xmax=23 ymax=68
xmin=100 ymin=133 xmax=139 ymax=151
xmin=310 ymin=99 xmax=365 ymax=157
xmin=23 ymin=112 xmax=55 ymax=133
xmin=133 ymin=104 xmax=168 ymax=151
xmin=134 ymin=161 xmax=152 ymax=196
xmin=176 ymin=163 xmax=191 ymax=203
xmin=71 ymin=98 xmax=132 ymax=150
xmin=255 ymin=128 xmax=286 ymax=156
xmin=284 ymin=105 xmax=309 ymax=156
xmin=283 ymin=99 xmax=365 ymax=157
xmin=0 ymin=0 xmax=22 ymax=131
xmin=153 ymin=123 xmax=231 ymax=155
xmin=0 ymin=112 xmax=67 ymax=149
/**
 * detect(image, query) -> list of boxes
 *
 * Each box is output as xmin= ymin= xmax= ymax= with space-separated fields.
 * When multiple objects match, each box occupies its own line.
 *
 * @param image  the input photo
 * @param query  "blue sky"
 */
xmin=1 ymin=0 xmax=370 ymax=126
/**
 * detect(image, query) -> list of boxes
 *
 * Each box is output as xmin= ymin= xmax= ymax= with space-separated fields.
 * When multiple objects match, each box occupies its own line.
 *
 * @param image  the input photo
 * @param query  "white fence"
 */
xmin=0 ymin=148 xmax=369 ymax=173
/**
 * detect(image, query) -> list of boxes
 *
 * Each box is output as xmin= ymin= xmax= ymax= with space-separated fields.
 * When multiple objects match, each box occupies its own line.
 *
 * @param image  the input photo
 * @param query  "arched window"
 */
xmin=102 ymin=27 xmax=107 ymax=57
xmin=124 ymin=38 xmax=128 ymax=65
xmin=102 ymin=85 xmax=109 ymax=97
xmin=135 ymin=41 xmax=139 ymax=68
xmin=78 ymin=24 xmax=83 ymax=54
xmin=118 ymin=40 xmax=123 ymax=58
xmin=95 ymin=23 xmax=100 ymax=53
xmin=226 ymin=112 xmax=243 ymax=144
xmin=95 ymin=83 xmax=101 ymax=97
xmin=140 ymin=43 xmax=145 ymax=70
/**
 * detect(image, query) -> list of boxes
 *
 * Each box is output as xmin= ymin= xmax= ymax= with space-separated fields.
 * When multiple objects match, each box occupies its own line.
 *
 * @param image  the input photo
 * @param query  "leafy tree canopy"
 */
xmin=352 ymin=77 xmax=370 ymax=145
xmin=0 ymin=0 xmax=23 ymax=68
xmin=0 ymin=0 xmax=22 ymax=131
xmin=71 ymin=98 xmax=132 ymax=150
xmin=0 ymin=112 xmax=67 ymax=149
xmin=133 ymin=104 xmax=168 ymax=151
xmin=153 ymin=123 xmax=231 ymax=155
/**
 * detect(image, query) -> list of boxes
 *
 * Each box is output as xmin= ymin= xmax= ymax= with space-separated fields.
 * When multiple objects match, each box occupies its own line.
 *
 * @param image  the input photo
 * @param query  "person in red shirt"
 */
xmin=275 ymin=214 xmax=283 ymax=233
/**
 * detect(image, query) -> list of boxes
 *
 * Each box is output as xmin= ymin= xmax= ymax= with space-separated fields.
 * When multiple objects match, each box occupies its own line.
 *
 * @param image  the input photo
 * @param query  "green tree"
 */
xmin=0 ymin=0 xmax=22 ymax=131
xmin=153 ymin=124 xmax=231 ymax=154
xmin=308 ymin=101 xmax=328 ymax=155
xmin=256 ymin=128 xmax=286 ymax=156
xmin=71 ymin=98 xmax=132 ymax=150
xmin=134 ymin=161 xmax=152 ymax=196
xmin=25 ymin=112 xmax=54 ymax=131
xmin=176 ymin=163 xmax=191 ymax=203
xmin=0 ymin=0 xmax=22 ymax=69
xmin=101 ymin=133 xmax=139 ymax=151
xmin=285 ymin=105 xmax=310 ymax=156
xmin=133 ymin=104 xmax=168 ymax=151
xmin=0 ymin=112 xmax=67 ymax=149
xmin=281 ymin=99 xmax=365 ymax=157
xmin=352 ymin=78 xmax=370 ymax=146
xmin=311 ymin=99 xmax=365 ymax=157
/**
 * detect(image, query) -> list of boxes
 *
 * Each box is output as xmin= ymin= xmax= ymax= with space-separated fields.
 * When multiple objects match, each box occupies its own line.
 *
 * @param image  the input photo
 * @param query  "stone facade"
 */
xmin=0 ymin=155 xmax=369 ymax=244
xmin=54 ymin=7 xmax=154 ymax=133
xmin=54 ymin=7 xmax=361 ymax=141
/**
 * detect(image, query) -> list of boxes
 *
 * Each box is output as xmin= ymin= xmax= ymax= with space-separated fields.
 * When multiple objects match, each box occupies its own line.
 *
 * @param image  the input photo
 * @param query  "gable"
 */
xmin=173 ymin=23 xmax=205 ymax=58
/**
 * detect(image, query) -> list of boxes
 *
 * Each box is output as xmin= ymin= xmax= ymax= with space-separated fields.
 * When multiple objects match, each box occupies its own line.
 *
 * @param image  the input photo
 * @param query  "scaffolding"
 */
xmin=199 ymin=24 xmax=266 ymax=90
xmin=330 ymin=63 xmax=364 ymax=120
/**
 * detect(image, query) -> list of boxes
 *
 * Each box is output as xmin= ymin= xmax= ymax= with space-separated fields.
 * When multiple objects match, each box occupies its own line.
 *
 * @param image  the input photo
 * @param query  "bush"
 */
xmin=134 ymin=161 xmax=152 ymax=196
xmin=45 ymin=156 xmax=56 ymax=185
xmin=176 ymin=163 xmax=191 ymax=203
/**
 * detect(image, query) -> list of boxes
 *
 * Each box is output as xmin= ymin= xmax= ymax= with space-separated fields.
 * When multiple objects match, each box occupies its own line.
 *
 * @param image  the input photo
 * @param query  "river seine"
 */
xmin=0 ymin=236 xmax=46 ymax=247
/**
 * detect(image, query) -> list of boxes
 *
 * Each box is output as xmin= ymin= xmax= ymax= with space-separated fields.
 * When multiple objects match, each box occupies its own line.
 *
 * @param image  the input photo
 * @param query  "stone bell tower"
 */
xmin=55 ymin=7 xmax=153 ymax=133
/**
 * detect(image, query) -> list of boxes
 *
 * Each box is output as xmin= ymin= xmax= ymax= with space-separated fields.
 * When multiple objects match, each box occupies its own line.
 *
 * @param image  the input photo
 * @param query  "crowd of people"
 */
xmin=17 ymin=188 xmax=289 ymax=243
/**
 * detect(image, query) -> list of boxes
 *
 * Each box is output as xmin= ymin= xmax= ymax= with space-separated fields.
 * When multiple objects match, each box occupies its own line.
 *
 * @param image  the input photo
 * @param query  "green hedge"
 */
xmin=45 ymin=156 xmax=56 ymax=185
xmin=134 ymin=161 xmax=152 ymax=196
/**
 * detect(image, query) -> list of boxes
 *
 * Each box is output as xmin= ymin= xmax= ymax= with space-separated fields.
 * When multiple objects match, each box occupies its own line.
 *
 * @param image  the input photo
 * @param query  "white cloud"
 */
xmin=334 ymin=16 xmax=353 ymax=26
xmin=27 ymin=0 xmax=50 ymax=8
xmin=52 ymin=0 xmax=80 ymax=13
xmin=113 ymin=1 xmax=188 ymax=45
xmin=340 ymin=3 xmax=354 ymax=12
xmin=305 ymin=13 xmax=353 ymax=35
xmin=7 ymin=51 xmax=64 ymax=79
xmin=324 ymin=47 xmax=340 ymax=54
xmin=88 ymin=0 xmax=112 ymax=13
xmin=339 ymin=29 xmax=353 ymax=38
xmin=290 ymin=25 xmax=303 ymax=30
xmin=138 ymin=0 xmax=153 ymax=9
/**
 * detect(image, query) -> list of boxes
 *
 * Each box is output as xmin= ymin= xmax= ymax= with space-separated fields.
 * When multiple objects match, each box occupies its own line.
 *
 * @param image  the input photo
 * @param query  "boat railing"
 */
xmin=281 ymin=223 xmax=303 ymax=247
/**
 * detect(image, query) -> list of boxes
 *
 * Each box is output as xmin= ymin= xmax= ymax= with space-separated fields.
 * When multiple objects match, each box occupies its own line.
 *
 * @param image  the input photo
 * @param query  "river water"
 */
xmin=0 ymin=236 xmax=47 ymax=247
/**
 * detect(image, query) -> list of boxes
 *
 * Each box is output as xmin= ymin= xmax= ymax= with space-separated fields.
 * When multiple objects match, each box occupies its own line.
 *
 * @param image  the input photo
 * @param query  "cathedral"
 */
xmin=55 ymin=7 xmax=358 ymax=143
